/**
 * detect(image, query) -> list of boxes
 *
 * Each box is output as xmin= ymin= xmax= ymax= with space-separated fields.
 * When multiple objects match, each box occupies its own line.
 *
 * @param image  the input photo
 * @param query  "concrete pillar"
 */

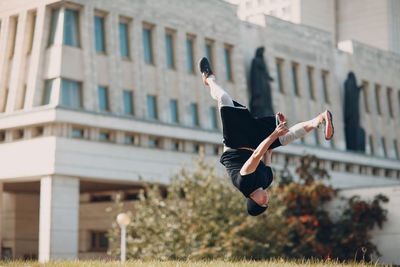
xmin=38 ymin=176 xmax=79 ymax=263
xmin=0 ymin=182 xmax=3 ymax=259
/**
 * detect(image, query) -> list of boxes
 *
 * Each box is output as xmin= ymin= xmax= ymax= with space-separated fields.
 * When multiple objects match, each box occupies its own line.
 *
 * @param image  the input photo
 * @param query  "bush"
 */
xmin=108 ymin=155 xmax=388 ymax=261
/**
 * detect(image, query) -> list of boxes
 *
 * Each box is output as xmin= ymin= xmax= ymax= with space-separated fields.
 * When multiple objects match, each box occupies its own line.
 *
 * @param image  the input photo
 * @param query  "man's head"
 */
xmin=247 ymin=188 xmax=269 ymax=216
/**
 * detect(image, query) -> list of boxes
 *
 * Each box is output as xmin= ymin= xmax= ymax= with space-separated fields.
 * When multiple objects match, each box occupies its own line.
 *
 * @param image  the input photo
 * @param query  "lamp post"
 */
xmin=116 ymin=213 xmax=131 ymax=263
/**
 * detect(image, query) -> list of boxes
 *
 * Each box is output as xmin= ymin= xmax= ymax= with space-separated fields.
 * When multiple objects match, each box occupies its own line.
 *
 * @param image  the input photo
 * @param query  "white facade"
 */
xmin=0 ymin=0 xmax=400 ymax=263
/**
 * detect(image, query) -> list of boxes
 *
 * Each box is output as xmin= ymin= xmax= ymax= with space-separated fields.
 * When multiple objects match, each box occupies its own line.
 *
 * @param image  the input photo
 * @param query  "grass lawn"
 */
xmin=0 ymin=259 xmax=389 ymax=267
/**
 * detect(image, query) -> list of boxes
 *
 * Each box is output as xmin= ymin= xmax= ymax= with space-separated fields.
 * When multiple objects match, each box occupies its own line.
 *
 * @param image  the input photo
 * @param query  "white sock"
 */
xmin=310 ymin=114 xmax=323 ymax=128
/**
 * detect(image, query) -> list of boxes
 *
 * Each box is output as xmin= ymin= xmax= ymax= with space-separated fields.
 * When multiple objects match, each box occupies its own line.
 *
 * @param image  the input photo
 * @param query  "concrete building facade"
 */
xmin=0 ymin=0 xmax=399 ymax=263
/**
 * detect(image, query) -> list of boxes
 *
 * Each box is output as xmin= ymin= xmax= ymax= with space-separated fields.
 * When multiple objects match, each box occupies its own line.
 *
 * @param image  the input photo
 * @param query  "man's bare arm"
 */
xmin=240 ymin=122 xmax=287 ymax=175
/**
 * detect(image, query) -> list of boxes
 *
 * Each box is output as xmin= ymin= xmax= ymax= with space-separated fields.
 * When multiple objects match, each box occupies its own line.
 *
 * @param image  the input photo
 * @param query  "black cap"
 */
xmin=246 ymin=198 xmax=268 ymax=216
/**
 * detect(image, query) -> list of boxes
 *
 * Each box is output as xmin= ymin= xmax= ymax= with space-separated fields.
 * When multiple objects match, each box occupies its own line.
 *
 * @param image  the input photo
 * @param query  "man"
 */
xmin=198 ymin=57 xmax=334 ymax=216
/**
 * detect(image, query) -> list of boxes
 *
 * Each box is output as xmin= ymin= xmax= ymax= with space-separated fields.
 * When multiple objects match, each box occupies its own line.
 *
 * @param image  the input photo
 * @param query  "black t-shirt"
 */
xmin=220 ymin=148 xmax=273 ymax=198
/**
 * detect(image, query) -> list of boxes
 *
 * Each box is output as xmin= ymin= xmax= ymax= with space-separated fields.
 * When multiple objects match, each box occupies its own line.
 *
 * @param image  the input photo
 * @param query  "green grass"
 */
xmin=0 ymin=259 xmax=390 ymax=267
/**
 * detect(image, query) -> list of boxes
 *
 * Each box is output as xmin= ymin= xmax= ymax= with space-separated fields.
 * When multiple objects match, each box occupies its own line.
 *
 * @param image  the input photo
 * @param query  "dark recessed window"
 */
xmin=91 ymin=231 xmax=108 ymax=251
xmin=91 ymin=195 xmax=112 ymax=202
xmin=171 ymin=141 xmax=179 ymax=151
xmin=99 ymin=132 xmax=110 ymax=141
xmin=125 ymin=135 xmax=135 ymax=144
xmin=72 ymin=128 xmax=84 ymax=138
xmin=148 ymin=138 xmax=159 ymax=148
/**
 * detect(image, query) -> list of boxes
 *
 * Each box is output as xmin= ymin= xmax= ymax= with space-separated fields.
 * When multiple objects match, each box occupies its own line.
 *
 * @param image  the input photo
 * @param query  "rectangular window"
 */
xmin=28 ymin=13 xmax=36 ymax=53
xmin=224 ymin=45 xmax=233 ymax=81
xmin=322 ymin=71 xmax=330 ymax=103
xmin=369 ymin=135 xmax=375 ymax=155
xmin=186 ymin=36 xmax=194 ymax=72
xmin=90 ymin=231 xmax=108 ymax=251
xmin=64 ymin=9 xmax=79 ymax=47
xmin=387 ymin=87 xmax=393 ymax=118
xmin=146 ymin=95 xmax=157 ymax=119
xmin=98 ymin=86 xmax=109 ymax=111
xmin=43 ymin=79 xmax=54 ymax=105
xmin=276 ymin=58 xmax=284 ymax=93
xmin=193 ymin=144 xmax=200 ymax=153
xmin=0 ymin=131 xmax=5 ymax=142
xmin=190 ymin=103 xmax=199 ymax=126
xmin=170 ymin=99 xmax=178 ymax=123
xmin=123 ymin=90 xmax=134 ymax=115
xmin=124 ymin=135 xmax=135 ymax=144
xmin=61 ymin=79 xmax=82 ymax=108
xmin=148 ymin=137 xmax=159 ymax=148
xmin=381 ymin=137 xmax=387 ymax=157
xmin=307 ymin=66 xmax=315 ymax=100
xmin=2 ymin=89 xmax=9 ymax=112
xmin=49 ymin=9 xmax=60 ymax=45
xmin=72 ymin=128 xmax=84 ymax=138
xmin=362 ymin=81 xmax=370 ymax=113
xmin=171 ymin=140 xmax=179 ymax=151
xmin=375 ymin=84 xmax=381 ymax=115
xmin=165 ymin=31 xmax=175 ymax=68
xmin=205 ymin=39 xmax=214 ymax=69
xmin=394 ymin=140 xmax=399 ymax=159
xmin=94 ymin=15 xmax=105 ymax=52
xmin=291 ymin=62 xmax=299 ymax=96
xmin=99 ymin=131 xmax=110 ymax=141
xmin=10 ymin=16 xmax=18 ymax=58
xmin=210 ymin=106 xmax=217 ymax=129
xmin=142 ymin=26 xmax=153 ymax=63
xmin=119 ymin=21 xmax=129 ymax=58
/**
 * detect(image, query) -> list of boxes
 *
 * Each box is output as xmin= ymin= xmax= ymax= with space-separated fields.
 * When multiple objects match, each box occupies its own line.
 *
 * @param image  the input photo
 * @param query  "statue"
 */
xmin=249 ymin=47 xmax=274 ymax=117
xmin=344 ymin=72 xmax=365 ymax=152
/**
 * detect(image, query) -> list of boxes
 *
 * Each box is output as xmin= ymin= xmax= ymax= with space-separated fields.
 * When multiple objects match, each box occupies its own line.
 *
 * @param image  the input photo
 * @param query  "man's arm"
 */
xmin=240 ymin=122 xmax=288 ymax=175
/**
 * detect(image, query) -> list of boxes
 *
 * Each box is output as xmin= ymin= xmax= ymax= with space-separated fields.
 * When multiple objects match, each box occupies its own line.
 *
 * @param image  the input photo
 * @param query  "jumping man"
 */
xmin=198 ymin=57 xmax=334 ymax=216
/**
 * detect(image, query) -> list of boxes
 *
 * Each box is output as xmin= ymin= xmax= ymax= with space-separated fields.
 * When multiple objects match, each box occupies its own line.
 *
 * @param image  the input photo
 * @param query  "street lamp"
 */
xmin=116 ymin=213 xmax=131 ymax=263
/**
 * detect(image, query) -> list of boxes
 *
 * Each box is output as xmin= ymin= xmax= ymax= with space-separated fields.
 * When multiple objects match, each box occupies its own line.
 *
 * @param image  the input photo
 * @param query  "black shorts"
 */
xmin=220 ymin=101 xmax=281 ymax=149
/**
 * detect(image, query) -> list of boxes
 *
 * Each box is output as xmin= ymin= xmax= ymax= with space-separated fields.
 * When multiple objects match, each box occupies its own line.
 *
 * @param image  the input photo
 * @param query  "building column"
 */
xmin=0 ymin=182 xmax=3 ymax=259
xmin=38 ymin=176 xmax=79 ymax=263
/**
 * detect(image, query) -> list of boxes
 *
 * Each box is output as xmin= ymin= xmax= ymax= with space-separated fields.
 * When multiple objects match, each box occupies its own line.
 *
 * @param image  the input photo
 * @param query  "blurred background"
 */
xmin=0 ymin=0 xmax=399 ymax=263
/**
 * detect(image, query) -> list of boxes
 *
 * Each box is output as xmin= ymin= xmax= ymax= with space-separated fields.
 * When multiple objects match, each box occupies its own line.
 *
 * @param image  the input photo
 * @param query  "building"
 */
xmin=0 ymin=0 xmax=399 ymax=263
xmin=236 ymin=0 xmax=400 ymax=54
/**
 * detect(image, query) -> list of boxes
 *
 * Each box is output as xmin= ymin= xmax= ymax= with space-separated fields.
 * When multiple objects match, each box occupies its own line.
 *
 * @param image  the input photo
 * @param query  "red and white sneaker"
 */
xmin=198 ymin=57 xmax=215 ymax=86
xmin=322 ymin=110 xmax=334 ymax=140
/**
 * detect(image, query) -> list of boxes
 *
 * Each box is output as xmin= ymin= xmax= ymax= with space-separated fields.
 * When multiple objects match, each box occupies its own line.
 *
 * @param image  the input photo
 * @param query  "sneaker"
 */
xmin=322 ymin=110 xmax=334 ymax=140
xmin=198 ymin=57 xmax=214 ymax=85
xmin=275 ymin=112 xmax=285 ymax=126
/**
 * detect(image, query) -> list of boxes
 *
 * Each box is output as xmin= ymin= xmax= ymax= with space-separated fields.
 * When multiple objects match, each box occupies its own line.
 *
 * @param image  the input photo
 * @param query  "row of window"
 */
xmin=275 ymin=58 xmax=330 ymax=102
xmin=362 ymin=82 xmax=400 ymax=118
xmin=42 ymin=78 xmax=219 ymax=129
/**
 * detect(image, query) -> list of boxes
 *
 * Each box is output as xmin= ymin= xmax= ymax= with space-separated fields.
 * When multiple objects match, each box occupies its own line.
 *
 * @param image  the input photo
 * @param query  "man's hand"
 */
xmin=277 ymin=112 xmax=285 ymax=123
xmin=274 ymin=121 xmax=289 ymax=137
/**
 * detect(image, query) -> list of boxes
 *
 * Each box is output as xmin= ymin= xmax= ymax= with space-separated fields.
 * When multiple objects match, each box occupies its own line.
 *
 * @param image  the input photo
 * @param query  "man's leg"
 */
xmin=206 ymin=77 xmax=234 ymax=108
xmin=279 ymin=111 xmax=333 ymax=145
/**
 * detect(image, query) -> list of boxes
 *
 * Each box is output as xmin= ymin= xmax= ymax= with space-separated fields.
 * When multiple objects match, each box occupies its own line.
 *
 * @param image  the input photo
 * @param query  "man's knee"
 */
xmin=220 ymin=93 xmax=233 ymax=107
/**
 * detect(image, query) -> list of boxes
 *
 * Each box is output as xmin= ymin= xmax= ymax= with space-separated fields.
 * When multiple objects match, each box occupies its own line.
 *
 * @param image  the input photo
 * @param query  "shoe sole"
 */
xmin=325 ymin=110 xmax=334 ymax=140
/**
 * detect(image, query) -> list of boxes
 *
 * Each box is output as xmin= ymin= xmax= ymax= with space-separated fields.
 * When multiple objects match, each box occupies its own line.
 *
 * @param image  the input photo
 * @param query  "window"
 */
xmin=146 ymin=95 xmax=157 ymax=119
xmin=123 ymin=90 xmax=134 ymax=115
xmin=170 ymin=99 xmax=178 ymax=123
xmin=119 ymin=21 xmax=129 ymax=58
xmin=362 ymin=81 xmax=370 ymax=113
xmin=49 ymin=9 xmax=60 ymax=45
xmin=99 ymin=131 xmax=111 ymax=141
xmin=28 ymin=12 xmax=36 ymax=53
xmin=275 ymin=58 xmax=284 ymax=93
xmin=224 ymin=45 xmax=233 ymax=81
xmin=381 ymin=137 xmax=387 ymax=157
xmin=306 ymin=66 xmax=315 ymax=100
xmin=90 ymin=231 xmax=109 ymax=251
xmin=142 ymin=26 xmax=153 ymax=63
xmin=1 ymin=89 xmax=8 ymax=112
xmin=98 ymin=86 xmax=109 ymax=111
xmin=394 ymin=140 xmax=399 ymax=159
xmin=171 ymin=140 xmax=180 ymax=151
xmin=64 ymin=9 xmax=79 ymax=47
xmin=0 ymin=131 xmax=5 ymax=142
xmin=61 ymin=79 xmax=82 ymax=107
xmin=186 ymin=36 xmax=195 ymax=72
xmin=321 ymin=71 xmax=329 ymax=103
xmin=165 ymin=30 xmax=175 ymax=68
xmin=43 ymin=79 xmax=54 ymax=105
xmin=369 ymin=135 xmax=375 ymax=155
xmin=94 ymin=15 xmax=105 ymax=52
xmin=124 ymin=135 xmax=135 ymax=144
xmin=193 ymin=144 xmax=200 ymax=153
xmin=210 ymin=106 xmax=218 ymax=129
xmin=190 ymin=103 xmax=199 ymax=126
xmin=10 ymin=16 xmax=18 ymax=58
xmin=291 ymin=62 xmax=299 ymax=96
xmin=72 ymin=128 xmax=84 ymax=138
xmin=148 ymin=137 xmax=159 ymax=148
xmin=213 ymin=145 xmax=219 ymax=155
xmin=375 ymin=84 xmax=381 ymax=115
xmin=205 ymin=39 xmax=214 ymax=69
xmin=14 ymin=129 xmax=24 ymax=140
xmin=387 ymin=87 xmax=393 ymax=118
